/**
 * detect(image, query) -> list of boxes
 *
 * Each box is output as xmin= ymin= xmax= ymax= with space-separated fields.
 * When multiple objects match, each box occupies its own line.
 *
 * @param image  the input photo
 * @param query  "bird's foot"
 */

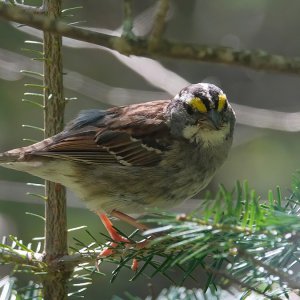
xmin=97 ymin=213 xmax=149 ymax=271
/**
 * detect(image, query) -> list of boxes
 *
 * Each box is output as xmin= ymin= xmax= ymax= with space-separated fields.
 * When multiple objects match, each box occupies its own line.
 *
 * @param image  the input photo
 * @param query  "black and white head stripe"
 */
xmin=175 ymin=83 xmax=228 ymax=113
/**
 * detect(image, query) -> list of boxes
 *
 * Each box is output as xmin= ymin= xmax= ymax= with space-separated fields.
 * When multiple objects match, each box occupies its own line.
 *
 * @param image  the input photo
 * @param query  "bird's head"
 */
xmin=167 ymin=83 xmax=236 ymax=146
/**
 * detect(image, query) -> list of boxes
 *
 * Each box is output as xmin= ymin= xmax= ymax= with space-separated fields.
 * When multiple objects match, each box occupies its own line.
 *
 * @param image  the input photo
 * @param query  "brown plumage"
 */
xmin=3 ymin=100 xmax=171 ymax=167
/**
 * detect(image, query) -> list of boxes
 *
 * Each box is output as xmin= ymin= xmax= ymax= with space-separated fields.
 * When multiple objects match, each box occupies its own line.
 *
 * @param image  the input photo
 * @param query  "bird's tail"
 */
xmin=0 ymin=147 xmax=41 ymax=173
xmin=0 ymin=137 xmax=55 ymax=165
xmin=0 ymin=136 xmax=57 ymax=173
xmin=0 ymin=150 xmax=27 ymax=172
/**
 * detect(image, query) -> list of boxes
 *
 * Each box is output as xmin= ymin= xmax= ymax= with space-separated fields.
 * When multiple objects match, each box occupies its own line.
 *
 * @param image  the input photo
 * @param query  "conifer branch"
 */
xmin=0 ymin=247 xmax=44 ymax=268
xmin=1 ymin=176 xmax=300 ymax=298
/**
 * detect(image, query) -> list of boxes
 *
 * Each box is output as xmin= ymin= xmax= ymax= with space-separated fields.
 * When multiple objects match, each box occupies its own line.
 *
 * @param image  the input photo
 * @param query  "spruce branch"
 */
xmin=65 ymin=177 xmax=300 ymax=298
xmin=0 ymin=242 xmax=44 ymax=269
xmin=1 ymin=176 xmax=300 ymax=298
xmin=1 ymin=1 xmax=300 ymax=75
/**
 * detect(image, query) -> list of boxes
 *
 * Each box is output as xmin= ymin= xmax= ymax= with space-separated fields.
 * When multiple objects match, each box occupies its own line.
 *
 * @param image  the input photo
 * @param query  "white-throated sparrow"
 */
xmin=0 ymin=83 xmax=235 ymax=264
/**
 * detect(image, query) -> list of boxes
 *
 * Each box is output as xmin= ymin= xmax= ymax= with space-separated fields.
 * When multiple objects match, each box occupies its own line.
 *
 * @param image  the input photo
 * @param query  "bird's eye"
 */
xmin=188 ymin=97 xmax=208 ymax=113
xmin=217 ymin=94 xmax=228 ymax=112
xmin=183 ymin=102 xmax=194 ymax=115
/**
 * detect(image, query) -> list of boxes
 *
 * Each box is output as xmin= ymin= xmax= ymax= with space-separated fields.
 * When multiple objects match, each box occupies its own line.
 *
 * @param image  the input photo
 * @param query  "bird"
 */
xmin=0 ymin=83 xmax=235 ymax=267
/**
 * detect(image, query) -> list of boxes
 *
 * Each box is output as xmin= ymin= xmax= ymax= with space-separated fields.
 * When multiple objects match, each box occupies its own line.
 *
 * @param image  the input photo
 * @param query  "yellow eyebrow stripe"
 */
xmin=217 ymin=94 xmax=227 ymax=112
xmin=189 ymin=97 xmax=207 ymax=113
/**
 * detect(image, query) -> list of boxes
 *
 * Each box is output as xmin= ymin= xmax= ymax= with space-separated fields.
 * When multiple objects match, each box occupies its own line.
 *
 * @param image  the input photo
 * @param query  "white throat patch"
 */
xmin=182 ymin=123 xmax=231 ymax=147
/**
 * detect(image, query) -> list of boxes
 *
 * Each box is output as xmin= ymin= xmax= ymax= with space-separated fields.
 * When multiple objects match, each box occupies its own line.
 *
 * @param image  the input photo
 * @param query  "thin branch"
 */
xmin=145 ymin=214 xmax=253 ymax=235
xmin=1 ymin=2 xmax=300 ymax=75
xmin=0 ymin=248 xmax=44 ymax=268
xmin=4 ymin=0 xmax=46 ymax=14
xmin=148 ymin=0 xmax=170 ymax=50
xmin=57 ymin=253 xmax=97 ymax=267
xmin=0 ymin=2 xmax=115 ymax=49
xmin=0 ymin=247 xmax=83 ymax=273
xmin=208 ymin=268 xmax=281 ymax=300
xmin=239 ymin=249 xmax=300 ymax=290
xmin=2 ymin=47 xmax=300 ymax=133
xmin=122 ymin=0 xmax=135 ymax=39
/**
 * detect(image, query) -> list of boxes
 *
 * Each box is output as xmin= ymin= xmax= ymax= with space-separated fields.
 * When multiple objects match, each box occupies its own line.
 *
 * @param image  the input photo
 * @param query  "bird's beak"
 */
xmin=207 ymin=110 xmax=222 ymax=130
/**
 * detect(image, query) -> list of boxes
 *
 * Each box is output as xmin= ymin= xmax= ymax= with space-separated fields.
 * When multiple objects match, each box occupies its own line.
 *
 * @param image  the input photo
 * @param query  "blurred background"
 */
xmin=0 ymin=0 xmax=300 ymax=298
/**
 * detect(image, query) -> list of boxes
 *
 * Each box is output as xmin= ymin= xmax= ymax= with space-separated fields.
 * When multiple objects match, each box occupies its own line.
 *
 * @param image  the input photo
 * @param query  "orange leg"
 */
xmin=98 ymin=213 xmax=130 ymax=243
xmin=110 ymin=210 xmax=149 ymax=232
xmin=97 ymin=212 xmax=143 ymax=271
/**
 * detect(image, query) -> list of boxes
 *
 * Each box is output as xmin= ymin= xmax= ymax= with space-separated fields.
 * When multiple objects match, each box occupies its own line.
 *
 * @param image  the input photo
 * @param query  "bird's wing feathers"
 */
xmin=33 ymin=100 xmax=172 ymax=167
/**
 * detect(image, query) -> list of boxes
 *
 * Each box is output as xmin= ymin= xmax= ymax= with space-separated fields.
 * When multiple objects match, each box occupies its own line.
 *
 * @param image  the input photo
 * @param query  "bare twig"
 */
xmin=148 ymin=0 xmax=170 ymax=50
xmin=1 ymin=2 xmax=300 ymax=75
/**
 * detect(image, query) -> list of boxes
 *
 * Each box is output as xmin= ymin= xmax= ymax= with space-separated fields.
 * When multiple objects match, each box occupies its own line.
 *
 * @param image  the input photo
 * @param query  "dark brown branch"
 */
xmin=1 ymin=2 xmax=300 ymax=75
xmin=42 ymin=0 xmax=69 ymax=299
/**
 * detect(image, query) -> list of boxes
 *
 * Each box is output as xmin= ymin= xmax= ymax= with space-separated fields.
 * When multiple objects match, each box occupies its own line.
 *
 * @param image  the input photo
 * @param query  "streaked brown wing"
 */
xmin=41 ymin=132 xmax=118 ymax=164
xmin=33 ymin=100 xmax=172 ymax=167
